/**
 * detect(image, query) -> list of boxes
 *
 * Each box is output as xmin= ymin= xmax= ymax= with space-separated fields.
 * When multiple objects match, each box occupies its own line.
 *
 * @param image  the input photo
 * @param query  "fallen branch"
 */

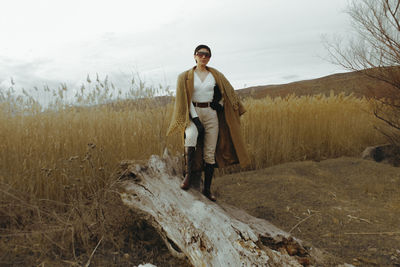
xmin=118 ymin=150 xmax=335 ymax=267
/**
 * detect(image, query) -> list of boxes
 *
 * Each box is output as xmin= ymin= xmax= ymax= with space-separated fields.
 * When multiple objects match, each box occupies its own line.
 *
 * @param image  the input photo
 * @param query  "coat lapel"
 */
xmin=186 ymin=67 xmax=195 ymax=107
xmin=208 ymin=67 xmax=225 ymax=96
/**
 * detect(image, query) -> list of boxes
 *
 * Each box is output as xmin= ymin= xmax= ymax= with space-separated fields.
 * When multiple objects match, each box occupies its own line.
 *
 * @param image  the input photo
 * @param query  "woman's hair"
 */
xmin=194 ymin=44 xmax=212 ymax=57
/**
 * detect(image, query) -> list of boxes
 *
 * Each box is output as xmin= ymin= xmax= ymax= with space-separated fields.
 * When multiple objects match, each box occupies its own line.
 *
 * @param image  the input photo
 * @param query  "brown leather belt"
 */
xmin=193 ymin=102 xmax=211 ymax=108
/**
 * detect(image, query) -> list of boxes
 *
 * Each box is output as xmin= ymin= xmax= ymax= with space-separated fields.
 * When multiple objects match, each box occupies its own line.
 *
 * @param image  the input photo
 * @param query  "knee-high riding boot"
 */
xmin=203 ymin=163 xmax=217 ymax=201
xmin=180 ymin=146 xmax=195 ymax=190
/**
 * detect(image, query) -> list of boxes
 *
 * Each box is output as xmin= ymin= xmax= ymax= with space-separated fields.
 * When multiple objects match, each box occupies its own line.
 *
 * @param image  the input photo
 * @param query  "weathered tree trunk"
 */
xmin=118 ymin=150 xmax=332 ymax=267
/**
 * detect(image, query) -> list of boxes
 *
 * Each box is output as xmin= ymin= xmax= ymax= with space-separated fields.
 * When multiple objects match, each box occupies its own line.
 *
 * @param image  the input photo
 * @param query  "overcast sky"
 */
xmin=0 ymin=0 xmax=352 ymax=98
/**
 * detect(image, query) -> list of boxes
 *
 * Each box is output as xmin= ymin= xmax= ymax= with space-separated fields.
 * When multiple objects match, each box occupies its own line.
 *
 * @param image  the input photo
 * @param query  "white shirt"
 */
xmin=192 ymin=72 xmax=215 ymax=102
xmin=190 ymin=72 xmax=216 ymax=118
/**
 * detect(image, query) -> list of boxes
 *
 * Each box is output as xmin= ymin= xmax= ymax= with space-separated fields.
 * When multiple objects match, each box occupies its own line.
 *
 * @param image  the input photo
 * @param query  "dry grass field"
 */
xmin=0 ymin=73 xmax=390 ymax=266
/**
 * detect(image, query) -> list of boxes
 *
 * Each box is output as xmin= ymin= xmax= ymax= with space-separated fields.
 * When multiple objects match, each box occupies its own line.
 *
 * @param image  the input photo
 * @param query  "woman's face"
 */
xmin=194 ymin=48 xmax=211 ymax=67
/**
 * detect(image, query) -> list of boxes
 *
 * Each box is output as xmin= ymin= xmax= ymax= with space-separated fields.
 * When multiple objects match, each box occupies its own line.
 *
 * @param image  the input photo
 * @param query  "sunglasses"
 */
xmin=196 ymin=51 xmax=211 ymax=58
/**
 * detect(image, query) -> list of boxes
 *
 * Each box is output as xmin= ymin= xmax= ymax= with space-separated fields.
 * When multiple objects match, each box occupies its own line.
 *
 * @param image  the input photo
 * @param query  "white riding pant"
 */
xmin=184 ymin=106 xmax=219 ymax=165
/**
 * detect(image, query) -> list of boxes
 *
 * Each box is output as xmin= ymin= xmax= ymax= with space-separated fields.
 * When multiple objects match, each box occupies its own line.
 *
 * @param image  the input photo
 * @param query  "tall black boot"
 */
xmin=180 ymin=147 xmax=195 ymax=190
xmin=203 ymin=163 xmax=216 ymax=201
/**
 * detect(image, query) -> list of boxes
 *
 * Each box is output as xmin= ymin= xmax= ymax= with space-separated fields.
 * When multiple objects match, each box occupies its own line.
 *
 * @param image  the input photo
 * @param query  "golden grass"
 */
xmin=0 ymin=79 xmax=388 ymax=264
xmin=242 ymin=92 xmax=385 ymax=169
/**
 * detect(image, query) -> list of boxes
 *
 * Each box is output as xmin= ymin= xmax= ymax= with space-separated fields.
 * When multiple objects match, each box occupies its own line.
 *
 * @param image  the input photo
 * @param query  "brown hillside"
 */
xmin=236 ymin=70 xmax=397 ymax=99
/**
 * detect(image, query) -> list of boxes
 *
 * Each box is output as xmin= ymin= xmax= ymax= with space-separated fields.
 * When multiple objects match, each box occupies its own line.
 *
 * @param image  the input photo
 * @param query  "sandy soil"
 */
xmin=214 ymin=157 xmax=400 ymax=267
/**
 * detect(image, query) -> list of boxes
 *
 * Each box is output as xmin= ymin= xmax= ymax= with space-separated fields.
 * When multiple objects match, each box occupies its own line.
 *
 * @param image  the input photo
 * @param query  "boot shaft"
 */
xmin=203 ymin=163 xmax=217 ymax=201
xmin=183 ymin=146 xmax=196 ymax=177
xmin=203 ymin=163 xmax=214 ymax=190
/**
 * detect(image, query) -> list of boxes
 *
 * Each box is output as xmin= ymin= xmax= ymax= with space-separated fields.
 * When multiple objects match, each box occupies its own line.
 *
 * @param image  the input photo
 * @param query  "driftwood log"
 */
xmin=118 ymin=150 xmax=335 ymax=267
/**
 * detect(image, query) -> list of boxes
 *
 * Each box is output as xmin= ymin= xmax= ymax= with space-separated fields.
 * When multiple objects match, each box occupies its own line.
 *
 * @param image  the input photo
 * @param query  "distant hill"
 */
xmin=236 ymin=69 xmax=397 ymax=99
xmin=105 ymin=69 xmax=397 ymax=110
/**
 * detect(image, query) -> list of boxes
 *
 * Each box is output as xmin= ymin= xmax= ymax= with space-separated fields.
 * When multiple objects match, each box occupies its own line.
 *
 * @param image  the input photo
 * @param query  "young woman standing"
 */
xmin=167 ymin=44 xmax=250 ymax=201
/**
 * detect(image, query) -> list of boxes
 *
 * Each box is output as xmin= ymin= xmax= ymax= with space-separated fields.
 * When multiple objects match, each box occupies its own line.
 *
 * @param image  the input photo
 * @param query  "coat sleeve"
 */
xmin=166 ymin=73 xmax=189 ymax=136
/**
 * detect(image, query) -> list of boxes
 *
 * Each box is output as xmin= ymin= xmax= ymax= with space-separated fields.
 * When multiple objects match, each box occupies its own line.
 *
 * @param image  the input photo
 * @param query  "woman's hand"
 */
xmin=192 ymin=117 xmax=205 ymax=136
xmin=210 ymin=101 xmax=224 ymax=112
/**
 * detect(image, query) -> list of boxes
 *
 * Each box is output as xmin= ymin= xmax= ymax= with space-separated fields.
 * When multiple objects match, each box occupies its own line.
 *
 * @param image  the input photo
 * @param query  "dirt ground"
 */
xmin=213 ymin=157 xmax=400 ymax=267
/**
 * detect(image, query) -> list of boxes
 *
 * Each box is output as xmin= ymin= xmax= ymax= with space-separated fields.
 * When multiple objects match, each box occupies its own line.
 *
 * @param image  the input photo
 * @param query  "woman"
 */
xmin=167 ymin=44 xmax=250 ymax=201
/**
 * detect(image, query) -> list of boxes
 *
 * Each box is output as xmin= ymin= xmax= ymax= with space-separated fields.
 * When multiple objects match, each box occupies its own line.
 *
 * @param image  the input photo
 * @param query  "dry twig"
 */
xmin=289 ymin=214 xmax=314 ymax=233
xmin=84 ymin=236 xmax=103 ymax=267
xmin=347 ymin=214 xmax=372 ymax=224
xmin=344 ymin=231 xmax=400 ymax=235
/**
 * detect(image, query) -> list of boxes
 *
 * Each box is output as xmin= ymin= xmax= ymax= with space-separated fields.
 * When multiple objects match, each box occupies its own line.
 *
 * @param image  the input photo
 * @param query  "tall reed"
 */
xmin=0 ymin=78 xmax=387 ymax=265
xmin=242 ymin=92 xmax=385 ymax=169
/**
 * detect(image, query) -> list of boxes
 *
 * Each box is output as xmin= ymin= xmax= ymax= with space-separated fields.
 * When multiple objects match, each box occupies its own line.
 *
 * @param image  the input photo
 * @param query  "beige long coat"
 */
xmin=167 ymin=66 xmax=250 ymax=170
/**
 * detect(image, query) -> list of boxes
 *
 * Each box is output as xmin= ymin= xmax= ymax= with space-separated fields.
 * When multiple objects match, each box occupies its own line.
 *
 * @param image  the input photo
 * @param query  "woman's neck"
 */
xmin=196 ymin=64 xmax=207 ymax=72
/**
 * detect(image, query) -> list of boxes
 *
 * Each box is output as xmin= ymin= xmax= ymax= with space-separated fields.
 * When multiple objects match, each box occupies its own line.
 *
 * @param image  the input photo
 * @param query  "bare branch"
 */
xmin=385 ymin=0 xmax=400 ymax=30
xmin=374 ymin=96 xmax=400 ymax=109
xmin=374 ymin=109 xmax=400 ymax=130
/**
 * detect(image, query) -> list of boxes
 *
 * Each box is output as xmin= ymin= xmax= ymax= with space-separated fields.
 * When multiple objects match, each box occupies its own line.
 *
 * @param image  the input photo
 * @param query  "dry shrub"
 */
xmin=371 ymin=96 xmax=400 ymax=146
xmin=0 ymin=144 xmax=132 ymax=265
